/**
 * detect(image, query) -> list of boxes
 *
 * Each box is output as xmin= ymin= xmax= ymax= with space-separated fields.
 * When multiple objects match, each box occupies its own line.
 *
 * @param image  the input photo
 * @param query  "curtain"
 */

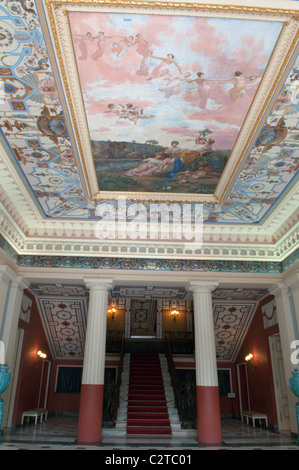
xmin=56 ymin=366 xmax=82 ymax=393
xmin=217 ymin=369 xmax=231 ymax=396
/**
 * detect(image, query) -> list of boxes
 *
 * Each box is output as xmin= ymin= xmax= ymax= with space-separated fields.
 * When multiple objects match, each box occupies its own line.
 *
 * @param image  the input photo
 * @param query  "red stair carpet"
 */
xmin=127 ymin=353 xmax=171 ymax=435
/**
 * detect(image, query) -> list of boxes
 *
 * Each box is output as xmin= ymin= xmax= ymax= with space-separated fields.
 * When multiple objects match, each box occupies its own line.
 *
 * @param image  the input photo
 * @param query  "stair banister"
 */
xmin=165 ymin=333 xmax=182 ymax=415
xmin=112 ymin=333 xmax=125 ymax=422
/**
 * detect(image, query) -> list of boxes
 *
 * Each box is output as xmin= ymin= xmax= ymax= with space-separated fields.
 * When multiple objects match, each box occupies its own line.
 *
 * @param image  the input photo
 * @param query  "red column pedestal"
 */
xmin=196 ymin=385 xmax=222 ymax=445
xmin=77 ymin=384 xmax=104 ymax=444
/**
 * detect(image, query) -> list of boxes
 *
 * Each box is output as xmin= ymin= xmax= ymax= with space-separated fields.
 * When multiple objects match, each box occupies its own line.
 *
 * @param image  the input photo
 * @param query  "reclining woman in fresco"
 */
xmin=126 ymin=152 xmax=173 ymax=176
xmin=126 ymin=140 xmax=180 ymax=176
xmin=126 ymin=136 xmax=211 ymax=180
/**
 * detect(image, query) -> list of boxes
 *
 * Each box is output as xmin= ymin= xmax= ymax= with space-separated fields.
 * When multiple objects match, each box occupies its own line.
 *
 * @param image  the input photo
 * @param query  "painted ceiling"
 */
xmin=0 ymin=1 xmax=298 ymax=264
xmin=30 ymin=283 xmax=268 ymax=360
xmin=0 ymin=1 xmax=297 ymax=219
xmin=69 ymin=11 xmax=279 ymax=198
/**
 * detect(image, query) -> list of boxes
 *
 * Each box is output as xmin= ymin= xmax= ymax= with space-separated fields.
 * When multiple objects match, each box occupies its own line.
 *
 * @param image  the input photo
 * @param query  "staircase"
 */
xmin=127 ymin=353 xmax=172 ymax=435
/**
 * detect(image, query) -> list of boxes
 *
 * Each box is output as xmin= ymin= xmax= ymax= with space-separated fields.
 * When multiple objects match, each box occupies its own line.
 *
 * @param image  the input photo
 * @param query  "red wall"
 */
xmin=13 ymin=290 xmax=122 ymax=422
xmin=217 ymin=362 xmax=239 ymax=416
xmin=235 ymin=295 xmax=279 ymax=426
xmin=13 ymin=291 xmax=279 ymax=426
xmin=173 ymin=358 xmax=239 ymax=416
xmin=13 ymin=290 xmax=53 ymax=423
xmin=46 ymin=359 xmax=120 ymax=414
xmin=47 ymin=359 xmax=83 ymax=414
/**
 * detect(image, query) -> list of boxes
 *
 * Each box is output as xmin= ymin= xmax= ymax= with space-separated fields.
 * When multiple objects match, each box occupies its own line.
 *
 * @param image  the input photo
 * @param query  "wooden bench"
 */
xmin=21 ymin=408 xmax=48 ymax=425
xmin=241 ymin=410 xmax=268 ymax=428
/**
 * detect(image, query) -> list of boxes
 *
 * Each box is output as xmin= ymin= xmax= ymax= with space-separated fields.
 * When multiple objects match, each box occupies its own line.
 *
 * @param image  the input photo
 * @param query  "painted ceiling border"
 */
xmin=2 ymin=233 xmax=299 ymax=273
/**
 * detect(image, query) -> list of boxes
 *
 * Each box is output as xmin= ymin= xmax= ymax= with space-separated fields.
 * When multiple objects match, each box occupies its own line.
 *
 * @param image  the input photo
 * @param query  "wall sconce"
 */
xmin=34 ymin=350 xmax=47 ymax=365
xmin=171 ymin=309 xmax=179 ymax=322
xmin=37 ymin=350 xmax=47 ymax=359
xmin=245 ymin=353 xmax=254 ymax=365
xmin=107 ymin=307 xmax=116 ymax=320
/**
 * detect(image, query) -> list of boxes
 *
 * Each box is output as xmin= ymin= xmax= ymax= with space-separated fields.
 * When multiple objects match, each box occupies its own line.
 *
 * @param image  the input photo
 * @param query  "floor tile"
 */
xmin=0 ymin=416 xmax=298 ymax=451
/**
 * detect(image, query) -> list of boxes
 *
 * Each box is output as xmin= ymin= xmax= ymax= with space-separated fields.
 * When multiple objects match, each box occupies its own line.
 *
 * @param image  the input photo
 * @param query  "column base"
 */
xmin=196 ymin=385 xmax=222 ymax=445
xmin=77 ymin=384 xmax=104 ymax=444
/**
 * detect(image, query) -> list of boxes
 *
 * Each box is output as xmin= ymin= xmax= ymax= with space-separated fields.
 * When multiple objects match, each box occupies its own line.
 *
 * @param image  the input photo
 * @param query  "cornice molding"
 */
xmin=0 ymin=206 xmax=297 ymax=262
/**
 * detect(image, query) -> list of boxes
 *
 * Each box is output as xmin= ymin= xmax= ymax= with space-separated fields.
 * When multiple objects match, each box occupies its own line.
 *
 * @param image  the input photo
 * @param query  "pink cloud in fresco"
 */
xmin=69 ymin=11 xmax=277 ymax=153
xmin=161 ymin=125 xmax=239 ymax=150
xmin=85 ymin=97 xmax=153 ymax=118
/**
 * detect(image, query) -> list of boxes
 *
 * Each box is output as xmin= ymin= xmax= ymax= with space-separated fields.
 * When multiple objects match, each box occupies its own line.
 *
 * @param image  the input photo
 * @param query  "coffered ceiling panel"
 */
xmin=32 ymin=284 xmax=264 ymax=360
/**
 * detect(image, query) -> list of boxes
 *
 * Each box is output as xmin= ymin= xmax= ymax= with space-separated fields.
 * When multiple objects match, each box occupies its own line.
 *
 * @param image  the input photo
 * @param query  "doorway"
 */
xmin=269 ymin=333 xmax=290 ymax=431
xmin=38 ymin=360 xmax=51 ymax=409
xmin=237 ymin=362 xmax=250 ymax=412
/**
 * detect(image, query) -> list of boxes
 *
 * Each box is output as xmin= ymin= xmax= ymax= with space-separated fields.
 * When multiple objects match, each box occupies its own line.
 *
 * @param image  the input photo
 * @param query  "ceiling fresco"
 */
xmin=0 ymin=0 xmax=297 ymax=227
xmin=69 ymin=11 xmax=281 ymax=196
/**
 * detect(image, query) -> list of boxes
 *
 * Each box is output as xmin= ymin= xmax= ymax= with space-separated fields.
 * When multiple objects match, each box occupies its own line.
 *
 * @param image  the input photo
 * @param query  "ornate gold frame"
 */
xmin=42 ymin=0 xmax=299 ymax=202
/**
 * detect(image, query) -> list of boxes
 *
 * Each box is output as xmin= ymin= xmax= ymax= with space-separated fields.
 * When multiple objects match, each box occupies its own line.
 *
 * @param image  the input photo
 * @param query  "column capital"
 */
xmin=285 ymin=273 xmax=299 ymax=292
xmin=11 ymin=276 xmax=29 ymax=292
xmin=0 ymin=265 xmax=17 ymax=283
xmin=84 ymin=278 xmax=114 ymax=292
xmin=269 ymin=282 xmax=289 ymax=298
xmin=187 ymin=281 xmax=219 ymax=294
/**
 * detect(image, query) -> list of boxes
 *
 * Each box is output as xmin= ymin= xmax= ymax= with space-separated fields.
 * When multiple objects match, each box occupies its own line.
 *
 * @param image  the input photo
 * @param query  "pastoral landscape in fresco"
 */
xmin=69 ymin=12 xmax=282 ymax=194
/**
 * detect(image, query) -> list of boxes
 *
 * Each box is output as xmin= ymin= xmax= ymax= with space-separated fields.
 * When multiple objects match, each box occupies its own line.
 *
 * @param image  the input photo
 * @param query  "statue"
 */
xmin=290 ymin=369 xmax=299 ymax=445
xmin=0 ymin=364 xmax=11 ymax=442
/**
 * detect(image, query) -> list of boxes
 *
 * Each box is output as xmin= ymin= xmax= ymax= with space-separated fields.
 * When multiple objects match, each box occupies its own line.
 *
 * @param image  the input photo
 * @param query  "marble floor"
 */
xmin=0 ymin=416 xmax=298 ymax=451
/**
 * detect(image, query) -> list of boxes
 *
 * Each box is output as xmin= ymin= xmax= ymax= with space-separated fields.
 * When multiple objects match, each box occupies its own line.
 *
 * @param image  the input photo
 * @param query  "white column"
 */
xmin=269 ymin=282 xmax=298 ymax=434
xmin=285 ymin=273 xmax=299 ymax=339
xmin=1 ymin=276 xmax=29 ymax=367
xmin=0 ymin=275 xmax=28 ymax=429
xmin=82 ymin=278 xmax=114 ymax=385
xmin=0 ymin=266 xmax=16 ymax=338
xmin=188 ymin=281 xmax=219 ymax=387
xmin=77 ymin=278 xmax=114 ymax=444
xmin=187 ymin=281 xmax=221 ymax=445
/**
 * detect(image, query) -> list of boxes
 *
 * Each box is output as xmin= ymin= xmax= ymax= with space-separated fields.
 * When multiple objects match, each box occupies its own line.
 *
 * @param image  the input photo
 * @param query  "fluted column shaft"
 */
xmin=188 ymin=281 xmax=221 ymax=445
xmin=269 ymin=282 xmax=298 ymax=434
xmin=77 ymin=279 xmax=114 ymax=444
xmin=0 ymin=269 xmax=28 ymax=429
xmin=0 ymin=266 xmax=15 ymax=335
xmin=285 ymin=273 xmax=299 ymax=341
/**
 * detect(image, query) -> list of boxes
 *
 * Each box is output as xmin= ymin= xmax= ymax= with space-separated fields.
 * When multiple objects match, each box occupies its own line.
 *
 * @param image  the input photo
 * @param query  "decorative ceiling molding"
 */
xmin=1 ymin=204 xmax=298 ymax=262
xmin=0 ymin=0 xmax=297 ymax=266
xmin=29 ymin=281 xmax=268 ymax=300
